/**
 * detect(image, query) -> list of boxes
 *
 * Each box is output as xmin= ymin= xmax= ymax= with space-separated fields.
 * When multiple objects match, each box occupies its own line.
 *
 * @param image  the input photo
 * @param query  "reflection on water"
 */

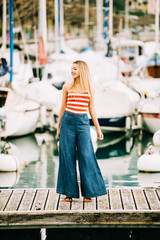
xmin=1 ymin=131 xmax=160 ymax=189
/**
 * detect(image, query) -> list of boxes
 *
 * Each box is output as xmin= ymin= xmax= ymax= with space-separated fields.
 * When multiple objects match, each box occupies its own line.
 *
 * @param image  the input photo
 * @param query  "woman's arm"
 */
xmin=56 ymin=83 xmax=69 ymax=138
xmin=88 ymin=88 xmax=103 ymax=140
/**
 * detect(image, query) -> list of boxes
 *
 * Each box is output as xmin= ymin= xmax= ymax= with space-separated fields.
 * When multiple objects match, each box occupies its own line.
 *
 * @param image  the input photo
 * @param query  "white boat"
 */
xmin=114 ymin=39 xmax=145 ymax=67
xmin=0 ymin=0 xmax=33 ymax=88
xmin=125 ymin=1 xmax=160 ymax=96
xmin=89 ymin=82 xmax=140 ymax=134
xmin=48 ymin=51 xmax=141 ymax=134
xmin=0 ymin=49 xmax=33 ymax=88
xmin=0 ymin=87 xmax=40 ymax=137
xmin=0 ymin=0 xmax=40 ymax=138
xmin=127 ymin=55 xmax=160 ymax=96
xmin=138 ymin=95 xmax=160 ymax=134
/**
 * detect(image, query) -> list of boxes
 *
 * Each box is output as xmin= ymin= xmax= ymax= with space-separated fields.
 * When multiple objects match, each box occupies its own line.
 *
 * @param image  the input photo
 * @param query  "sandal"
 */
xmin=83 ymin=197 xmax=92 ymax=202
xmin=64 ymin=196 xmax=72 ymax=202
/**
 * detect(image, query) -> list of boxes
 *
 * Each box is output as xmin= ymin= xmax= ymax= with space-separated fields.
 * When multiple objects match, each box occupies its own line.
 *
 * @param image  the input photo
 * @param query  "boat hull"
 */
xmin=89 ymin=116 xmax=131 ymax=134
xmin=147 ymin=65 xmax=160 ymax=78
xmin=1 ymin=107 xmax=40 ymax=137
xmin=0 ymin=87 xmax=40 ymax=137
xmin=141 ymin=113 xmax=160 ymax=134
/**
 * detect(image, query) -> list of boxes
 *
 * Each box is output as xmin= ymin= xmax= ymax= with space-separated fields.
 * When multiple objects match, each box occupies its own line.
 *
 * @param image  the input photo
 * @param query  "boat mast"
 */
xmin=39 ymin=0 xmax=47 ymax=53
xmin=9 ymin=0 xmax=14 ymax=83
xmin=85 ymin=0 xmax=89 ymax=37
xmin=117 ymin=18 xmax=122 ymax=80
xmin=108 ymin=0 xmax=113 ymax=39
xmin=104 ymin=0 xmax=109 ymax=55
xmin=60 ymin=0 xmax=65 ymax=51
xmin=55 ymin=0 xmax=60 ymax=53
xmin=125 ymin=0 xmax=129 ymax=30
xmin=155 ymin=0 xmax=159 ymax=54
xmin=2 ymin=0 xmax=6 ymax=51
xmin=96 ymin=0 xmax=103 ymax=49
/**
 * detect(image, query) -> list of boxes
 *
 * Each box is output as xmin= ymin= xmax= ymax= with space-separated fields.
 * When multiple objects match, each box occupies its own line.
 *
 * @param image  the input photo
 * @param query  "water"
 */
xmin=1 ymin=130 xmax=159 ymax=190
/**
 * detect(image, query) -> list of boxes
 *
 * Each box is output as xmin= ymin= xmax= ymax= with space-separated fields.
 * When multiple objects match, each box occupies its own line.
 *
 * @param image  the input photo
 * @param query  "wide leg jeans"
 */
xmin=56 ymin=111 xmax=107 ymax=198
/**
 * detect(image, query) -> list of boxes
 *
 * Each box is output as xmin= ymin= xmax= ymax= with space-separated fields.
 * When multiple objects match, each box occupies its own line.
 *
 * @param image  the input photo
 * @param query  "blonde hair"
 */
xmin=72 ymin=60 xmax=92 ymax=96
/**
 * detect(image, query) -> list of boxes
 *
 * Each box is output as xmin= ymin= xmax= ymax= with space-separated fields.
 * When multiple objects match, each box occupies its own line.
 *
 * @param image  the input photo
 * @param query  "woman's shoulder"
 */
xmin=62 ymin=82 xmax=73 ymax=92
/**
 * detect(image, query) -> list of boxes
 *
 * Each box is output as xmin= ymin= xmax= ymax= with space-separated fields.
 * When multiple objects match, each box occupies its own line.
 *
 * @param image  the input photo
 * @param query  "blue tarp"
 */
xmin=146 ymin=55 xmax=160 ymax=66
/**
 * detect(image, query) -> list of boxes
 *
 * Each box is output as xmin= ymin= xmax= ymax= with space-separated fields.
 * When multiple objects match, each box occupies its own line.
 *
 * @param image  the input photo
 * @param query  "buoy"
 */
xmin=137 ymin=154 xmax=160 ymax=172
xmin=153 ymin=130 xmax=160 ymax=146
xmin=0 ymin=154 xmax=19 ymax=172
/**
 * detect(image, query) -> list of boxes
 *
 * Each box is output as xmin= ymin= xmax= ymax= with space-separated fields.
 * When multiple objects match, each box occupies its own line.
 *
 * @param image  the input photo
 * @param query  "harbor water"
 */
xmin=1 ymin=130 xmax=159 ymax=190
xmin=1 ymin=130 xmax=160 ymax=240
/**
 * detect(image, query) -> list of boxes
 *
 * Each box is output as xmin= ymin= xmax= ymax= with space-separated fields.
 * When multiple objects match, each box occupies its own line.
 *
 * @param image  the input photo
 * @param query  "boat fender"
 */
xmin=126 ymin=116 xmax=131 ymax=130
xmin=137 ymin=114 xmax=142 ymax=128
xmin=137 ymin=154 xmax=160 ymax=172
xmin=153 ymin=130 xmax=160 ymax=146
xmin=0 ymin=154 xmax=19 ymax=172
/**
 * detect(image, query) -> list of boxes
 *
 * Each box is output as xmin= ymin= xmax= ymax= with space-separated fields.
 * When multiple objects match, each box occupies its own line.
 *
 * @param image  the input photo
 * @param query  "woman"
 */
xmin=56 ymin=60 xmax=107 ymax=202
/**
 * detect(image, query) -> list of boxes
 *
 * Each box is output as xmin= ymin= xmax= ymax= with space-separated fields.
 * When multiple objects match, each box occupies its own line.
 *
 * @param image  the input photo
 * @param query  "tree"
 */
xmin=113 ymin=0 xmax=125 ymax=14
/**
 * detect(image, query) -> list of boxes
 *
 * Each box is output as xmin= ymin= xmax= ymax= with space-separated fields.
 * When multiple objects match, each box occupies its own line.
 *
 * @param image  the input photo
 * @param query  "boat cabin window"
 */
xmin=138 ymin=46 xmax=143 ymax=56
xmin=121 ymin=46 xmax=137 ymax=59
xmin=0 ymin=91 xmax=8 ymax=107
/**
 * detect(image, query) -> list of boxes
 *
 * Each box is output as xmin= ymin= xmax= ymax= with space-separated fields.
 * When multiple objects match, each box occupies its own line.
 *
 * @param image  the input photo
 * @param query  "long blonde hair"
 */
xmin=72 ymin=60 xmax=92 ymax=96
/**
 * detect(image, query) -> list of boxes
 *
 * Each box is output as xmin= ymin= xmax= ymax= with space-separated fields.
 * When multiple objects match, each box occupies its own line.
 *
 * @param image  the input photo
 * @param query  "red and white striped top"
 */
xmin=65 ymin=90 xmax=90 ymax=114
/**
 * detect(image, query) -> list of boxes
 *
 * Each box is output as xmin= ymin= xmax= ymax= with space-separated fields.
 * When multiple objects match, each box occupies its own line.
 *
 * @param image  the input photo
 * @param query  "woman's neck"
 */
xmin=74 ymin=77 xmax=80 ymax=84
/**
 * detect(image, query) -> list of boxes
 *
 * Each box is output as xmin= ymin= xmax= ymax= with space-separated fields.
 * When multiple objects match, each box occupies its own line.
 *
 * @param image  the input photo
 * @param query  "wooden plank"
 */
xmin=132 ymin=189 xmax=149 ymax=210
xmin=45 ymin=189 xmax=59 ymax=210
xmin=144 ymin=189 xmax=160 ymax=210
xmin=4 ymin=189 xmax=24 ymax=212
xmin=97 ymin=194 xmax=109 ymax=210
xmin=58 ymin=195 xmax=71 ymax=210
xmin=1 ymin=210 xmax=160 ymax=228
xmin=83 ymin=198 xmax=96 ymax=210
xmin=18 ymin=189 xmax=36 ymax=211
xmin=120 ymin=189 xmax=136 ymax=210
xmin=0 ymin=190 xmax=12 ymax=211
xmin=31 ymin=189 xmax=49 ymax=211
xmin=71 ymin=197 xmax=83 ymax=211
xmin=109 ymin=189 xmax=122 ymax=210
xmin=155 ymin=188 xmax=160 ymax=200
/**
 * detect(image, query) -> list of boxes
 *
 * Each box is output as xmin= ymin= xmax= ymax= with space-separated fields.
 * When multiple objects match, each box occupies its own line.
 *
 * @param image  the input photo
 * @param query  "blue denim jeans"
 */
xmin=56 ymin=111 xmax=107 ymax=198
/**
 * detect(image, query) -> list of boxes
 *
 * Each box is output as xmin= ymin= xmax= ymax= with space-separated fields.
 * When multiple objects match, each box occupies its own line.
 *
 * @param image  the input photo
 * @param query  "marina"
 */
xmin=1 ymin=0 xmax=160 ymax=239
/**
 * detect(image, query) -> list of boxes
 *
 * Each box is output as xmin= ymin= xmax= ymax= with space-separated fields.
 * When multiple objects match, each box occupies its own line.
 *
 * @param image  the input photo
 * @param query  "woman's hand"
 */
xmin=57 ymin=127 xmax=60 ymax=139
xmin=97 ymin=129 xmax=104 ymax=140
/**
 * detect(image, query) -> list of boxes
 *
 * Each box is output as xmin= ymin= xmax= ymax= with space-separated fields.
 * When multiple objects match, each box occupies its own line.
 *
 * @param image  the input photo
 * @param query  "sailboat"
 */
xmin=120 ymin=0 xmax=160 ymax=134
xmin=138 ymin=94 xmax=160 ymax=134
xmin=0 ymin=0 xmax=40 ymax=138
xmin=127 ymin=0 xmax=160 ymax=94
xmin=83 ymin=1 xmax=140 ymax=134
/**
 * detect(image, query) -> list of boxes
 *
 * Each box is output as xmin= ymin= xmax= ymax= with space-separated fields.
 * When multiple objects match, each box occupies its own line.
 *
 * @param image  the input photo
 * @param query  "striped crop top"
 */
xmin=65 ymin=90 xmax=90 ymax=114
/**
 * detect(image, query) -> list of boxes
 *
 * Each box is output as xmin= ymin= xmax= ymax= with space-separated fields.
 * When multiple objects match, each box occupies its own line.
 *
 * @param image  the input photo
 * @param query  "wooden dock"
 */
xmin=1 ymin=187 xmax=160 ymax=229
